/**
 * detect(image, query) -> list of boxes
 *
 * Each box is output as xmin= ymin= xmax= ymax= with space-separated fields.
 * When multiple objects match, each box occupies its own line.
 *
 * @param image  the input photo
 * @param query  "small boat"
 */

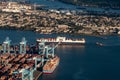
xmin=96 ymin=42 xmax=104 ymax=46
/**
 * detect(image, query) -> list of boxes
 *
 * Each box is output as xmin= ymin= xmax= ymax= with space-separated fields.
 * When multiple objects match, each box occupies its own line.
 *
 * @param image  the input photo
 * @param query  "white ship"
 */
xmin=36 ymin=36 xmax=85 ymax=44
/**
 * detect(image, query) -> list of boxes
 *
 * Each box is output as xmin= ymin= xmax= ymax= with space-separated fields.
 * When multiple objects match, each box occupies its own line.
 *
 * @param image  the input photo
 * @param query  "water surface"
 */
xmin=0 ymin=29 xmax=120 ymax=80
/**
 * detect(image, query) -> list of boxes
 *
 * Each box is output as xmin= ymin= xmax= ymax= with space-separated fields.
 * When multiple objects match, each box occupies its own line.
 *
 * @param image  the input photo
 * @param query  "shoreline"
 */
xmin=0 ymin=2 xmax=120 ymax=36
xmin=0 ymin=11 xmax=119 ymax=36
xmin=58 ymin=0 xmax=120 ymax=10
xmin=0 ymin=28 xmax=119 ymax=37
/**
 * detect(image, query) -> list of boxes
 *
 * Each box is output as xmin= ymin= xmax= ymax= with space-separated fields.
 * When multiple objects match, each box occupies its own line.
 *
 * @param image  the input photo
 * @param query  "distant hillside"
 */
xmin=58 ymin=0 xmax=120 ymax=9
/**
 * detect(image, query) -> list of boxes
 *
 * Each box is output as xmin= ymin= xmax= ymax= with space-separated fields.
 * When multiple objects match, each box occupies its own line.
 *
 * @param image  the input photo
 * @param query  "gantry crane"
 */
xmin=13 ymin=68 xmax=34 ymax=80
xmin=20 ymin=37 xmax=27 ymax=54
xmin=2 ymin=37 xmax=11 ymax=54
xmin=38 ymin=40 xmax=60 ymax=58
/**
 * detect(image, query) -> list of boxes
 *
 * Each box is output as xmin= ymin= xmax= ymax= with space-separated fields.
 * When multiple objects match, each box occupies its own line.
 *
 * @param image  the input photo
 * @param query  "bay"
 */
xmin=29 ymin=0 xmax=120 ymax=13
xmin=0 ymin=29 xmax=120 ymax=80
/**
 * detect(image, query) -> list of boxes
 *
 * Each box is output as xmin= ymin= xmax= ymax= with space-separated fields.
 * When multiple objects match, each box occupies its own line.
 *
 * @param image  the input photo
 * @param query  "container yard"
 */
xmin=0 ymin=37 xmax=60 ymax=80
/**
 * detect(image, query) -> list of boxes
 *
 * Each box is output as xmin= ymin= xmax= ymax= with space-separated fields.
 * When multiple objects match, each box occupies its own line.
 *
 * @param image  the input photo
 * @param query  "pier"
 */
xmin=0 ymin=37 xmax=59 ymax=80
xmin=33 ymin=71 xmax=42 ymax=80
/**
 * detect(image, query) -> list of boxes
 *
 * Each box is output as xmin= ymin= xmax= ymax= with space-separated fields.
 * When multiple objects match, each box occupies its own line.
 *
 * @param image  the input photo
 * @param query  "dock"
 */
xmin=0 ymin=37 xmax=60 ymax=80
xmin=34 ymin=70 xmax=42 ymax=80
xmin=0 ymin=53 xmax=43 ymax=80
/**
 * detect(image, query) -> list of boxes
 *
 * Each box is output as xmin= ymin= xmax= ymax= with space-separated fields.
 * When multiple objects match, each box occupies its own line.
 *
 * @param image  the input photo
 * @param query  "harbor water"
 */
xmin=28 ymin=0 xmax=120 ymax=13
xmin=0 ymin=29 xmax=120 ymax=80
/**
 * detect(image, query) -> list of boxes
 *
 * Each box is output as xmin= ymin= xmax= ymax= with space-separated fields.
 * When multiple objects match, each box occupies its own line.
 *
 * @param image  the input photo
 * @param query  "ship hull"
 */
xmin=43 ymin=56 xmax=60 ymax=74
xmin=37 ymin=41 xmax=85 ymax=45
xmin=37 ymin=36 xmax=85 ymax=45
xmin=43 ymin=70 xmax=53 ymax=74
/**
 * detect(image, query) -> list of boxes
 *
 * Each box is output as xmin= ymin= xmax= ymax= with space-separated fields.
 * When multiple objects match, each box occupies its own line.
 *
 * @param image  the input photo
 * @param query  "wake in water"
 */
xmin=96 ymin=42 xmax=120 ymax=47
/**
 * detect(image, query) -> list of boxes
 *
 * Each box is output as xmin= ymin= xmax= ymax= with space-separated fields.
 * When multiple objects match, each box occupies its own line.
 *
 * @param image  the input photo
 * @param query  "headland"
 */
xmin=0 ymin=1 xmax=120 ymax=36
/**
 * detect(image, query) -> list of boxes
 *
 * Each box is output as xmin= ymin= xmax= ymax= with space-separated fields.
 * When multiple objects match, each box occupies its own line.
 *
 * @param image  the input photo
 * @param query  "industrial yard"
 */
xmin=0 ymin=37 xmax=60 ymax=80
xmin=0 ymin=53 xmax=42 ymax=80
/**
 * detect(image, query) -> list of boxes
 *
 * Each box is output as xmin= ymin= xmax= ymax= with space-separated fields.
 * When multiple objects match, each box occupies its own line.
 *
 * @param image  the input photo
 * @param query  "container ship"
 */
xmin=43 ymin=56 xmax=60 ymax=74
xmin=37 ymin=36 xmax=85 ymax=45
